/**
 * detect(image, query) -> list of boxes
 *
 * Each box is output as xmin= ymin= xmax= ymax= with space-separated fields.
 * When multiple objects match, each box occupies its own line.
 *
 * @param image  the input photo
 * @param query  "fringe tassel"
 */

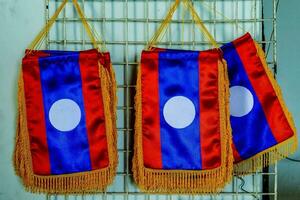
xmin=13 ymin=62 xmax=118 ymax=194
xmin=234 ymin=134 xmax=297 ymax=175
xmin=221 ymin=58 xmax=235 ymax=183
xmin=132 ymin=58 xmax=233 ymax=194
xmin=107 ymin=63 xmax=118 ymax=163
xmin=233 ymin=43 xmax=298 ymax=175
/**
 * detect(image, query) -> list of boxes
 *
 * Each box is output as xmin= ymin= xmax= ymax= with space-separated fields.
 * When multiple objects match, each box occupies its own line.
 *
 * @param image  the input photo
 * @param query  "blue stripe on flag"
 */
xmin=39 ymin=53 xmax=92 ymax=175
xmin=222 ymin=42 xmax=278 ymax=160
xmin=158 ymin=51 xmax=202 ymax=170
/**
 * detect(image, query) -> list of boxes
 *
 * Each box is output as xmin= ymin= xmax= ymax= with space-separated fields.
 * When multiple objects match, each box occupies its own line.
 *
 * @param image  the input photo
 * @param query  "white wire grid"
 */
xmin=44 ymin=0 xmax=278 ymax=199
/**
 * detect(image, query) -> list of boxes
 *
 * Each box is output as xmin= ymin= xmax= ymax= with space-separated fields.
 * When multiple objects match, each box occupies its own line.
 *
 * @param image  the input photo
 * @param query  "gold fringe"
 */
xmin=107 ymin=63 xmax=118 ymax=155
xmin=13 ymin=61 xmax=118 ymax=194
xmin=132 ymin=58 xmax=233 ymax=194
xmin=222 ymin=58 xmax=234 ymax=182
xmin=233 ymin=42 xmax=298 ymax=175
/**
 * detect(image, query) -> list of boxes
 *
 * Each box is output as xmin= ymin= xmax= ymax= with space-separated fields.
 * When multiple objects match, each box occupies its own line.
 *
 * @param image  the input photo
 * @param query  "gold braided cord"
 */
xmin=199 ymin=0 xmax=246 ymax=32
xmin=72 ymin=0 xmax=103 ymax=50
xmin=183 ymin=0 xmax=218 ymax=48
xmin=28 ymin=0 xmax=104 ymax=52
xmin=28 ymin=0 xmax=68 ymax=50
xmin=147 ymin=0 xmax=219 ymax=50
xmin=147 ymin=0 xmax=181 ymax=50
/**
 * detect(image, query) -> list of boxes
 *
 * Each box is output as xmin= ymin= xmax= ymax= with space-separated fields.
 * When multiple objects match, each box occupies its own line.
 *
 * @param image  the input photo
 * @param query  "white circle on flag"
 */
xmin=163 ymin=96 xmax=196 ymax=129
xmin=230 ymin=86 xmax=254 ymax=117
xmin=49 ymin=99 xmax=81 ymax=132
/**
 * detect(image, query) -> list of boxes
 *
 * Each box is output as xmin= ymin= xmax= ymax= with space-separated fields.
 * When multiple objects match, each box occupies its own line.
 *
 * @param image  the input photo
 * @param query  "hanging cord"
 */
xmin=28 ymin=0 xmax=68 ymax=51
xmin=197 ymin=0 xmax=247 ymax=33
xmin=183 ymin=0 xmax=218 ymax=48
xmin=146 ymin=0 xmax=180 ymax=50
xmin=72 ymin=0 xmax=105 ymax=51
xmin=146 ymin=0 xmax=219 ymax=50
xmin=181 ymin=5 xmax=187 ymax=48
xmin=28 ymin=0 xmax=105 ymax=53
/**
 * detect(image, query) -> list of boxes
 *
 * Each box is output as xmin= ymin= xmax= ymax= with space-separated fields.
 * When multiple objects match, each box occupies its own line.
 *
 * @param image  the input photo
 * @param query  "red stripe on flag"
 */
xmin=232 ymin=143 xmax=242 ymax=163
xmin=233 ymin=33 xmax=294 ymax=143
xmin=22 ymin=54 xmax=51 ymax=175
xmin=141 ymin=51 xmax=163 ymax=169
xmin=79 ymin=50 xmax=109 ymax=170
xmin=199 ymin=50 xmax=222 ymax=169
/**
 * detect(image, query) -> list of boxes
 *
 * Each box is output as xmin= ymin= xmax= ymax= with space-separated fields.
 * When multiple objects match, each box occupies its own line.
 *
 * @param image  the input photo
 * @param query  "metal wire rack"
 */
xmin=44 ymin=0 xmax=278 ymax=199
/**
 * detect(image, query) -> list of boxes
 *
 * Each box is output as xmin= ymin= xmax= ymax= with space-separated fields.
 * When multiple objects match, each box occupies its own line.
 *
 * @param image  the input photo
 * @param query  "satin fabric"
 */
xmin=198 ymin=51 xmax=222 ymax=169
xmin=39 ymin=52 xmax=92 ymax=175
xmin=141 ymin=49 xmax=222 ymax=170
xmin=23 ymin=51 xmax=51 ymax=175
xmin=159 ymin=51 xmax=202 ymax=169
xmin=141 ymin=52 xmax=163 ymax=169
xmin=22 ymin=49 xmax=109 ymax=175
xmin=79 ymin=51 xmax=110 ymax=170
xmin=221 ymin=33 xmax=294 ymax=162
xmin=222 ymin=42 xmax=278 ymax=161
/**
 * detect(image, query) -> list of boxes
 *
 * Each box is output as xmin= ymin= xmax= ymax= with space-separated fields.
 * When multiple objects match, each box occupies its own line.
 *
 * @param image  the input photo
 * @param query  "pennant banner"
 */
xmin=13 ymin=0 xmax=117 ymax=194
xmin=23 ymin=50 xmax=109 ymax=175
xmin=146 ymin=33 xmax=298 ymax=175
xmin=133 ymin=49 xmax=233 ymax=193
xmin=14 ymin=49 xmax=117 ymax=193
xmin=221 ymin=33 xmax=297 ymax=173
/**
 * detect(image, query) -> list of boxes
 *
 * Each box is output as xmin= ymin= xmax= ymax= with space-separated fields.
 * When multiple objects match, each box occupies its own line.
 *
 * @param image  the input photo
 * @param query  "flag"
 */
xmin=133 ymin=49 xmax=233 ymax=193
xmin=221 ymin=33 xmax=297 ymax=173
xmin=15 ymin=49 xmax=117 ymax=193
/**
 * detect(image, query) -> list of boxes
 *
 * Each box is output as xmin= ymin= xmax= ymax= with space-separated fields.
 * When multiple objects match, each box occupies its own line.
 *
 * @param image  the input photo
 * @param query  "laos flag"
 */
xmin=22 ymin=49 xmax=111 ymax=176
xmin=133 ymin=48 xmax=232 ymax=193
xmin=221 ymin=33 xmax=297 ymax=172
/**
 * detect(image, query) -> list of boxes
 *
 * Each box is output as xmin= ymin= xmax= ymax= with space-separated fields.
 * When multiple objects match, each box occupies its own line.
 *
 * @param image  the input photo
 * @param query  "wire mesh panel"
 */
xmin=44 ymin=0 xmax=278 ymax=199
